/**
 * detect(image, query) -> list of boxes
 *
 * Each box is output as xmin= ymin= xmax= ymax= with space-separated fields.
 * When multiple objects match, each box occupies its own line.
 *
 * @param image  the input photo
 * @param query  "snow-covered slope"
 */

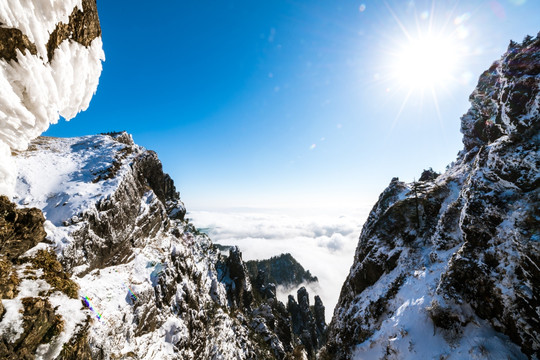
xmin=321 ymin=34 xmax=540 ymax=360
xmin=0 ymin=0 xmax=104 ymax=196
xmin=0 ymin=132 xmax=327 ymax=359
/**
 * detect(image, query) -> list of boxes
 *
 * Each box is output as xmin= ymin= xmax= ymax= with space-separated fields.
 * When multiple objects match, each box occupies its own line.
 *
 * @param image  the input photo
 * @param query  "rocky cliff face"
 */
xmin=321 ymin=34 xmax=539 ymax=359
xmin=0 ymin=132 xmax=325 ymax=359
xmin=287 ymin=287 xmax=326 ymax=358
xmin=0 ymin=195 xmax=82 ymax=359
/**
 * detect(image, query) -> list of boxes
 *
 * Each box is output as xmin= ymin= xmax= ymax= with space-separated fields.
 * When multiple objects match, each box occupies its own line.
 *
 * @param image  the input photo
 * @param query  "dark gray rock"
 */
xmin=314 ymin=295 xmax=326 ymax=344
xmin=287 ymin=287 xmax=326 ymax=358
xmin=222 ymin=246 xmax=253 ymax=310
xmin=419 ymin=167 xmax=440 ymax=182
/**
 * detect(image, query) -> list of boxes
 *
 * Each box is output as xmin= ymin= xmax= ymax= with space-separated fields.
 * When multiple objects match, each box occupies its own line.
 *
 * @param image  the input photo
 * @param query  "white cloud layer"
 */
xmin=188 ymin=207 xmax=371 ymax=320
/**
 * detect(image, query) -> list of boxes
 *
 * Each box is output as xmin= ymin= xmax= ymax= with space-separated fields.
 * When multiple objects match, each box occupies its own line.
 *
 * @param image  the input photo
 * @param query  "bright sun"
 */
xmin=393 ymin=34 xmax=460 ymax=89
xmin=376 ymin=0 xmax=475 ymax=127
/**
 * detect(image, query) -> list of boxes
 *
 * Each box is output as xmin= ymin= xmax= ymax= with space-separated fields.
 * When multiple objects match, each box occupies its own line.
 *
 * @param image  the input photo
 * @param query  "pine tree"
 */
xmin=410 ymin=179 xmax=429 ymax=229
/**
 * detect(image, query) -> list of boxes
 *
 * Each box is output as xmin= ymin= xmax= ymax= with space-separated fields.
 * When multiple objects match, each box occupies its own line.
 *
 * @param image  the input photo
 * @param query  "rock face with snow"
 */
xmin=0 ymin=195 xmax=83 ymax=359
xmin=0 ymin=0 xmax=104 ymax=196
xmin=0 ymin=132 xmax=326 ymax=359
xmin=246 ymin=253 xmax=319 ymax=288
xmin=287 ymin=287 xmax=327 ymax=358
xmin=320 ymin=34 xmax=540 ymax=359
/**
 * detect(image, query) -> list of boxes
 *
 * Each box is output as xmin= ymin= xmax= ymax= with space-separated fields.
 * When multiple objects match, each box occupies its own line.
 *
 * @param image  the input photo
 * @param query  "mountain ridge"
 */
xmin=1 ymin=132 xmax=327 ymax=359
xmin=320 ymin=34 xmax=540 ymax=360
xmin=246 ymin=253 xmax=319 ymax=288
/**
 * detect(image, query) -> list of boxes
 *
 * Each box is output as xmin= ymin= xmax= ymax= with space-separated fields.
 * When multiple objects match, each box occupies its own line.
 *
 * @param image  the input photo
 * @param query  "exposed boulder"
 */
xmin=220 ymin=246 xmax=253 ymax=310
xmin=418 ymin=167 xmax=440 ymax=182
xmin=313 ymin=296 xmax=326 ymax=344
xmin=56 ymin=320 xmax=93 ymax=360
xmin=0 ymin=254 xmax=18 ymax=300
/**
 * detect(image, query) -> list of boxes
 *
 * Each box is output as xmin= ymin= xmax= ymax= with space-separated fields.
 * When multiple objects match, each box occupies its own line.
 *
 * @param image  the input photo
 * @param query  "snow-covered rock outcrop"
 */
xmin=321 ymin=34 xmax=539 ymax=359
xmin=1 ymin=132 xmax=325 ymax=359
xmin=0 ymin=0 xmax=104 ymax=196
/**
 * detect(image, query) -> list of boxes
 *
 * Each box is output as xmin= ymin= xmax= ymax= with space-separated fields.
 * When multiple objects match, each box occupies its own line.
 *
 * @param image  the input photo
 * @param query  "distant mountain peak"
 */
xmin=246 ymin=252 xmax=319 ymax=288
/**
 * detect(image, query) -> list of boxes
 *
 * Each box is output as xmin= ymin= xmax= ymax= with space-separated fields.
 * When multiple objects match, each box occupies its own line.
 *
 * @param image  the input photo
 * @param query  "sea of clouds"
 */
xmin=188 ymin=206 xmax=371 ymax=320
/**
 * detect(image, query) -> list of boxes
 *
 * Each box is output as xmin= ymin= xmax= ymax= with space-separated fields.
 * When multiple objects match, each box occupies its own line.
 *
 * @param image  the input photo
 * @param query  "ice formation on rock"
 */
xmin=0 ymin=0 xmax=104 ymax=196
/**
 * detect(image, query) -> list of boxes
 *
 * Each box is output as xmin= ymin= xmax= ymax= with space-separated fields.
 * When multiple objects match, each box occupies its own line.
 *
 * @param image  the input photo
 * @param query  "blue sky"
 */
xmin=45 ymin=0 xmax=539 ymax=210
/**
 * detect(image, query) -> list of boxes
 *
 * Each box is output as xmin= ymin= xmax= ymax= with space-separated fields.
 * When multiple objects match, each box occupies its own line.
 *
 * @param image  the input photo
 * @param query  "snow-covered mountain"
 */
xmin=1 ymin=132 xmax=325 ymax=359
xmin=0 ymin=2 xmax=330 ymax=358
xmin=1 ymin=1 xmax=538 ymax=359
xmin=321 ymin=34 xmax=540 ymax=360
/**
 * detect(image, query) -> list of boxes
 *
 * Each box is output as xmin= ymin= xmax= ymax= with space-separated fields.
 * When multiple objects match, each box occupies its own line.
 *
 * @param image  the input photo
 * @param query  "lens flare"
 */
xmin=82 ymin=296 xmax=102 ymax=320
